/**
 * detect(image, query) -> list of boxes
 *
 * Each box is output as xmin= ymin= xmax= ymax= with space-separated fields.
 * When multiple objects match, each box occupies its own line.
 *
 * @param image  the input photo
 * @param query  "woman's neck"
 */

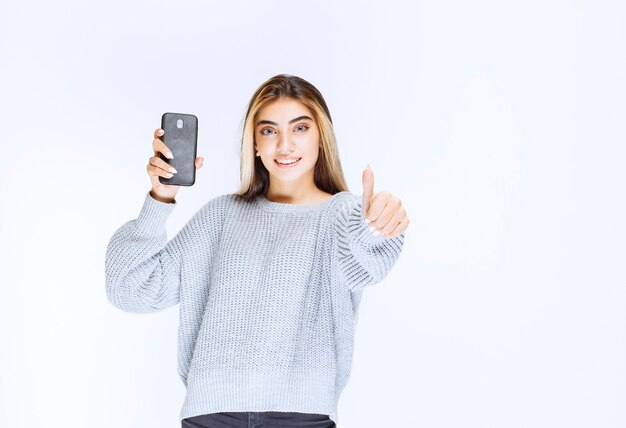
xmin=265 ymin=183 xmax=331 ymax=205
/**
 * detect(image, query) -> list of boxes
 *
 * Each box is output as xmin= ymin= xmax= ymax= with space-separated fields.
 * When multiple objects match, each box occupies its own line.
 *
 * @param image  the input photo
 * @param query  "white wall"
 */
xmin=0 ymin=1 xmax=623 ymax=427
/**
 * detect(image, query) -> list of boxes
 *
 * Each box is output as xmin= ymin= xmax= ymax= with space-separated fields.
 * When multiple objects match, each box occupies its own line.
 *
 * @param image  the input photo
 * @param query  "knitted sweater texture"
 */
xmin=104 ymin=190 xmax=405 ymax=424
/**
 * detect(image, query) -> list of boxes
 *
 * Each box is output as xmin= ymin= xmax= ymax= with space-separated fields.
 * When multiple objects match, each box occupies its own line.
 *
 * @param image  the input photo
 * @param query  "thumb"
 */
xmin=362 ymin=164 xmax=374 ymax=220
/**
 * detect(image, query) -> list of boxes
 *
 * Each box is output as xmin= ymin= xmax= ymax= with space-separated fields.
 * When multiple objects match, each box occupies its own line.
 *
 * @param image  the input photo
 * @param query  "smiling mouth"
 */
xmin=274 ymin=158 xmax=302 ymax=166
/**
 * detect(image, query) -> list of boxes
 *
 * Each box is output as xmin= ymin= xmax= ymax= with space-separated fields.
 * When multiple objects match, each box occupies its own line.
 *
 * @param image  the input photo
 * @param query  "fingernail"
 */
xmin=373 ymin=230 xmax=382 ymax=236
xmin=166 ymin=152 xmax=173 ymax=159
xmin=169 ymin=167 xmax=177 ymax=173
xmin=368 ymin=225 xmax=376 ymax=233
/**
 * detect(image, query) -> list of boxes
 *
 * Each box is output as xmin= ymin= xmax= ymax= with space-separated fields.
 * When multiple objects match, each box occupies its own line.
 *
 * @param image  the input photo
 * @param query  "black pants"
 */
xmin=181 ymin=411 xmax=336 ymax=428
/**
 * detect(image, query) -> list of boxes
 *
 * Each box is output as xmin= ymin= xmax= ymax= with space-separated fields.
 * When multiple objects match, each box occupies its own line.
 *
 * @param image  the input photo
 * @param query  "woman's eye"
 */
xmin=295 ymin=124 xmax=309 ymax=132
xmin=260 ymin=128 xmax=274 ymax=136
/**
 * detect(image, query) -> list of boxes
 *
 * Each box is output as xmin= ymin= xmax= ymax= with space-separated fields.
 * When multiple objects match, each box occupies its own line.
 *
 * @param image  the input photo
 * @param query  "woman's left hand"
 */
xmin=362 ymin=164 xmax=410 ymax=238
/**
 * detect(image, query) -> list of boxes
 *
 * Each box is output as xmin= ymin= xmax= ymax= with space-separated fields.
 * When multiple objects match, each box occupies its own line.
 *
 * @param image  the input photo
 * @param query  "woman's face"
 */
xmin=254 ymin=98 xmax=320 ymax=187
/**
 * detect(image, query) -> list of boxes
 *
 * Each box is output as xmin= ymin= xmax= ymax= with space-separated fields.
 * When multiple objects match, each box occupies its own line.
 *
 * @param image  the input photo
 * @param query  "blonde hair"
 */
xmin=234 ymin=74 xmax=349 ymax=201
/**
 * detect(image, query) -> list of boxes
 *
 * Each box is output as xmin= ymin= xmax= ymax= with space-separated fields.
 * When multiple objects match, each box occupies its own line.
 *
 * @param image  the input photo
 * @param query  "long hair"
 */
xmin=234 ymin=74 xmax=349 ymax=201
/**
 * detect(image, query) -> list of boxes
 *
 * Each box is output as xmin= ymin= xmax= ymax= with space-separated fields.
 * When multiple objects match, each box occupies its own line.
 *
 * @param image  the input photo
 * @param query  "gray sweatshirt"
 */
xmin=104 ymin=190 xmax=405 ymax=424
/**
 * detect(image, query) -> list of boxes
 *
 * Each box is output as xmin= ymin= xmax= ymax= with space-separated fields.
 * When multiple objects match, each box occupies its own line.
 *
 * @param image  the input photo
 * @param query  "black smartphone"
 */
xmin=158 ymin=112 xmax=198 ymax=186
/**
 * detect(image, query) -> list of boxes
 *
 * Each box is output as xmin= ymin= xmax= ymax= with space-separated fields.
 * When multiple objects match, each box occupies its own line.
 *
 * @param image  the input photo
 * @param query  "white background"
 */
xmin=0 ymin=1 xmax=624 ymax=427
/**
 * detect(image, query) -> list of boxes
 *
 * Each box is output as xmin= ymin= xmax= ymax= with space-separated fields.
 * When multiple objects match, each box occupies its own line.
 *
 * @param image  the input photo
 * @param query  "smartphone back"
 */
xmin=159 ymin=112 xmax=198 ymax=186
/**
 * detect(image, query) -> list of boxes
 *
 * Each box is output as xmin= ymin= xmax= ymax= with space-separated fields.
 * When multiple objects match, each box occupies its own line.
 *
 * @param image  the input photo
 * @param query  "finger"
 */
xmin=373 ymin=198 xmax=402 ymax=231
xmin=153 ymin=128 xmax=164 ymax=139
xmin=387 ymin=216 xmax=409 ymax=238
xmin=147 ymin=162 xmax=174 ymax=179
xmin=153 ymin=136 xmax=174 ymax=159
xmin=380 ymin=205 xmax=405 ymax=235
xmin=362 ymin=164 xmax=375 ymax=220
xmin=195 ymin=157 xmax=204 ymax=169
xmin=148 ymin=156 xmax=177 ymax=177
xmin=366 ymin=191 xmax=392 ymax=224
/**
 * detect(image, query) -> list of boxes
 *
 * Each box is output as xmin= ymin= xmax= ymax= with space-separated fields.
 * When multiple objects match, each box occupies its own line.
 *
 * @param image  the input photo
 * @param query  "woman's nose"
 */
xmin=276 ymin=133 xmax=294 ymax=152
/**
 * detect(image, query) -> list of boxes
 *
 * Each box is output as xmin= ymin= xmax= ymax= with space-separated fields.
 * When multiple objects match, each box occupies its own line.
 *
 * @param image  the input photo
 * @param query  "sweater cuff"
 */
xmin=135 ymin=190 xmax=177 ymax=236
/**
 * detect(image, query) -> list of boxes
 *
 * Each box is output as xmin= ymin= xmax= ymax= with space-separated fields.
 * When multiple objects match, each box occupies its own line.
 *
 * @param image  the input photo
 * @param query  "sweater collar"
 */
xmin=255 ymin=191 xmax=349 ymax=213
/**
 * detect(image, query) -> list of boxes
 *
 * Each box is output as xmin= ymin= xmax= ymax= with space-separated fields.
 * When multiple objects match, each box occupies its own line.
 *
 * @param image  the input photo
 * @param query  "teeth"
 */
xmin=276 ymin=158 xmax=300 ymax=164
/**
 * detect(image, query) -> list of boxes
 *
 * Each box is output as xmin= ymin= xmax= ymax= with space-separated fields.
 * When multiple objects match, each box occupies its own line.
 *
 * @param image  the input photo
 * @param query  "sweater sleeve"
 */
xmin=333 ymin=193 xmax=405 ymax=293
xmin=105 ymin=191 xmax=205 ymax=314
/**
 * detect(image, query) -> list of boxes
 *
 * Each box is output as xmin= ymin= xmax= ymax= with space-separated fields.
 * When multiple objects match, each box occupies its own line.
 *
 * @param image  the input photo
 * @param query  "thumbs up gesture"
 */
xmin=362 ymin=164 xmax=409 ymax=238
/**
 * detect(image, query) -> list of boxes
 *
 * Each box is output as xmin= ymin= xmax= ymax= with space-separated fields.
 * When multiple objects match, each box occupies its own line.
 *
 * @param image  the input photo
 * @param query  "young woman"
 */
xmin=105 ymin=74 xmax=409 ymax=428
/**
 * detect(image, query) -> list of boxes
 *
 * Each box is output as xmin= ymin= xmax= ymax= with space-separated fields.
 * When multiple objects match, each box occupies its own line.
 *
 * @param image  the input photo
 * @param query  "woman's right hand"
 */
xmin=147 ymin=128 xmax=204 ymax=203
